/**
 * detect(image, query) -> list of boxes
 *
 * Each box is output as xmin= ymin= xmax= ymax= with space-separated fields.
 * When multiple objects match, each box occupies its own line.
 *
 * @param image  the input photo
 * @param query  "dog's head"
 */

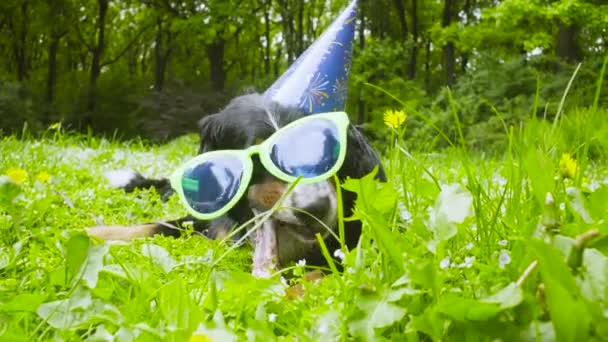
xmin=197 ymin=93 xmax=385 ymax=276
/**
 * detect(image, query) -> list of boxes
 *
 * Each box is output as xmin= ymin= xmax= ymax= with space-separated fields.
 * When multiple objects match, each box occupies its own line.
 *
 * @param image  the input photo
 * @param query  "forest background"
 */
xmin=0 ymin=0 xmax=607 ymax=149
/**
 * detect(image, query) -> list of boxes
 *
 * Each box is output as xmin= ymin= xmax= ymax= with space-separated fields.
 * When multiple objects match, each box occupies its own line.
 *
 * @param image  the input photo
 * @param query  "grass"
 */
xmin=1 ymin=103 xmax=608 ymax=341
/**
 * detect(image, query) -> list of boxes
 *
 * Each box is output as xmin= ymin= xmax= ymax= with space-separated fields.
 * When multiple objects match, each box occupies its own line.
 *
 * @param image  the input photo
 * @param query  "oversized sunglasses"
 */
xmin=169 ymin=111 xmax=350 ymax=220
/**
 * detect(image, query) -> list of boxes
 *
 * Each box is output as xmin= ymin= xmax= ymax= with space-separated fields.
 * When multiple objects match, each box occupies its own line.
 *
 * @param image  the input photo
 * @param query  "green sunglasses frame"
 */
xmin=169 ymin=111 xmax=350 ymax=220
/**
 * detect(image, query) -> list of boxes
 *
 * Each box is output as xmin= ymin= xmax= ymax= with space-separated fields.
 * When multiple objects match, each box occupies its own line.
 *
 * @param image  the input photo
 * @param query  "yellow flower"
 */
xmin=6 ymin=168 xmax=28 ymax=184
xmin=36 ymin=171 xmax=52 ymax=183
xmin=383 ymin=109 xmax=407 ymax=129
xmin=559 ymin=153 xmax=578 ymax=179
xmin=189 ymin=335 xmax=212 ymax=342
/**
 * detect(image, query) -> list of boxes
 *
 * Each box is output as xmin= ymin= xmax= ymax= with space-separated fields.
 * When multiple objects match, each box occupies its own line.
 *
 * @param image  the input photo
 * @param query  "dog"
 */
xmin=87 ymin=93 xmax=386 ymax=276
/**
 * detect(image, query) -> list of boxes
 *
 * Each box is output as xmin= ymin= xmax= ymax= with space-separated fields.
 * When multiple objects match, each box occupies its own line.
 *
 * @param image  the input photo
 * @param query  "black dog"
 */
xmin=88 ymin=93 xmax=385 ymax=275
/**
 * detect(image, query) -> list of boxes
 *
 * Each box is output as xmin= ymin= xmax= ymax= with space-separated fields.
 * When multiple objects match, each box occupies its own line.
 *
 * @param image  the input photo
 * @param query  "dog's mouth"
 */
xmin=250 ymin=214 xmax=328 ymax=278
xmin=251 ymin=218 xmax=279 ymax=278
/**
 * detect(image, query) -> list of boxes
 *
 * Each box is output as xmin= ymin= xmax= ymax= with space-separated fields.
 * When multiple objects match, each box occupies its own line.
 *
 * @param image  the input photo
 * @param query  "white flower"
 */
xmin=318 ymin=322 xmax=329 ymax=334
xmin=296 ymin=259 xmax=306 ymax=267
xmin=440 ymin=256 xmax=450 ymax=269
xmin=493 ymin=175 xmax=507 ymax=186
xmin=559 ymin=202 xmax=566 ymax=210
xmin=280 ymin=276 xmax=288 ymax=287
xmin=268 ymin=313 xmax=277 ymax=322
xmin=585 ymin=181 xmax=600 ymax=192
xmin=465 ymin=242 xmax=474 ymax=250
xmin=333 ymin=249 xmax=345 ymax=262
xmin=498 ymin=239 xmax=508 ymax=246
xmin=498 ymin=250 xmax=511 ymax=269
xmin=398 ymin=203 xmax=412 ymax=222
xmin=347 ymin=267 xmax=355 ymax=274
xmin=462 ymin=256 xmax=475 ymax=268
xmin=324 ymin=296 xmax=334 ymax=305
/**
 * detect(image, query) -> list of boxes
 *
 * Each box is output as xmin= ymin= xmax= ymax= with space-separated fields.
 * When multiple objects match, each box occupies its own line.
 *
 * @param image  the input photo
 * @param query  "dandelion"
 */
xmin=559 ymin=153 xmax=578 ymax=179
xmin=6 ymin=168 xmax=28 ymax=184
xmin=498 ymin=250 xmax=511 ymax=269
xmin=268 ymin=313 xmax=277 ymax=322
xmin=189 ymin=335 xmax=212 ymax=342
xmin=383 ymin=109 xmax=407 ymax=129
xmin=440 ymin=256 xmax=450 ymax=269
xmin=36 ymin=171 xmax=52 ymax=183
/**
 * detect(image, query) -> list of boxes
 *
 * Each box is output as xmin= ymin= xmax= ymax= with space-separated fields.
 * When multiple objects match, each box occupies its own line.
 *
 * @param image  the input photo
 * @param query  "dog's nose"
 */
xmin=247 ymin=181 xmax=287 ymax=210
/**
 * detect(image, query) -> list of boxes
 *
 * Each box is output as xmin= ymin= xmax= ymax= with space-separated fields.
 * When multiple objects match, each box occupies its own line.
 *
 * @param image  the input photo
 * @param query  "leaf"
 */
xmin=79 ymin=244 xmax=109 ymax=288
xmin=481 ymin=282 xmax=523 ymax=309
xmin=529 ymin=239 xmax=592 ymax=342
xmin=409 ymin=306 xmax=445 ymax=341
xmin=0 ymin=293 xmax=48 ymax=312
xmin=433 ymin=183 xmax=473 ymax=224
xmin=36 ymin=287 xmax=92 ymax=329
xmin=343 ymin=167 xmax=405 ymax=274
xmin=579 ymin=248 xmax=608 ymax=303
xmin=158 ymin=279 xmax=203 ymax=337
xmin=66 ymin=233 xmax=90 ymax=284
xmin=566 ymin=187 xmax=595 ymax=224
xmin=348 ymin=293 xmax=407 ymax=340
xmin=141 ymin=243 xmax=176 ymax=273
xmin=437 ymin=293 xmax=503 ymax=321
xmin=427 ymin=183 xmax=473 ymax=253
xmin=0 ymin=176 xmax=22 ymax=206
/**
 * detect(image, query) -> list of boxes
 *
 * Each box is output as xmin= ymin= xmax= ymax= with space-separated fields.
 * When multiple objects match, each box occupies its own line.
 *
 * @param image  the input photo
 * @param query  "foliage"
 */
xmin=0 ymin=0 xmax=606 ymax=142
xmin=1 ymin=101 xmax=608 ymax=340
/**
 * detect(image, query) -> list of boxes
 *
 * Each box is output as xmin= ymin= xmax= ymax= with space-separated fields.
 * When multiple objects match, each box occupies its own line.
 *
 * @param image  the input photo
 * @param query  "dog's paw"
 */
xmin=86 ymin=224 xmax=158 ymax=240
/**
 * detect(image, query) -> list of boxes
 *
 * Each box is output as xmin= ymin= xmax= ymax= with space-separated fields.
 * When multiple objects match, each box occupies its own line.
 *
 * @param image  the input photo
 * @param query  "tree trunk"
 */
xmin=46 ymin=36 xmax=59 ymax=103
xmin=442 ymin=0 xmax=455 ymax=87
xmin=274 ymin=46 xmax=282 ymax=78
xmin=556 ymin=20 xmax=581 ymax=63
xmin=460 ymin=0 xmax=472 ymax=72
xmin=87 ymin=0 xmax=109 ymax=119
xmin=407 ymin=0 xmax=418 ymax=79
xmin=207 ymin=40 xmax=226 ymax=91
xmin=424 ymin=37 xmax=431 ymax=92
xmin=296 ymin=0 xmax=304 ymax=55
xmin=154 ymin=17 xmax=165 ymax=91
xmin=392 ymin=0 xmax=408 ymax=77
xmin=10 ymin=3 xmax=30 ymax=81
xmin=263 ymin=0 xmax=271 ymax=75
xmin=392 ymin=0 xmax=408 ymax=40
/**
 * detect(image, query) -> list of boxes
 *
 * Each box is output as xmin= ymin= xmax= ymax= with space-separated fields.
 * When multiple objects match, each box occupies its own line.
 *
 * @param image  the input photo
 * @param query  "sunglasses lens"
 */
xmin=181 ymin=156 xmax=244 ymax=214
xmin=270 ymin=119 xmax=341 ymax=178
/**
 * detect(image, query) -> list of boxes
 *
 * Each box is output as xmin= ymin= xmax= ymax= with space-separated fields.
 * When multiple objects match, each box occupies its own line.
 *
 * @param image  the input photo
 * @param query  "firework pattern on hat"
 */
xmin=264 ymin=0 xmax=357 ymax=115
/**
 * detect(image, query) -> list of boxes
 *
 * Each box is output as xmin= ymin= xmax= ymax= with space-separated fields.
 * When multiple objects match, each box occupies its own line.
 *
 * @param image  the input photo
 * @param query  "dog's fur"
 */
xmin=88 ymin=93 xmax=385 ymax=272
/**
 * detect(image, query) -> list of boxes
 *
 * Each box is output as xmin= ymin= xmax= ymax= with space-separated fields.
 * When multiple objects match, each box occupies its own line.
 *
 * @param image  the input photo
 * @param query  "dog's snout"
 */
xmin=248 ymin=181 xmax=287 ymax=210
xmin=297 ymin=196 xmax=330 ymax=222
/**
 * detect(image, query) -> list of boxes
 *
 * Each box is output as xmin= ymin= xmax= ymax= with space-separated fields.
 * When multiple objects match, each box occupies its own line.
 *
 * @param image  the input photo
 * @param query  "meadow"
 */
xmin=1 ymin=98 xmax=608 ymax=341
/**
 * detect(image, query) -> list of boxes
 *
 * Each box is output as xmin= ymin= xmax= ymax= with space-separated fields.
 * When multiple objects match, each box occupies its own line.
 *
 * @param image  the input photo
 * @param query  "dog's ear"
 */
xmin=197 ymin=113 xmax=222 ymax=154
xmin=339 ymin=126 xmax=387 ymax=182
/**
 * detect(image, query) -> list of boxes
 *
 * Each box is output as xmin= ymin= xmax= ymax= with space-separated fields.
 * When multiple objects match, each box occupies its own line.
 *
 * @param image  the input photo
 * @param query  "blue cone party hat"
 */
xmin=264 ymin=0 xmax=357 ymax=115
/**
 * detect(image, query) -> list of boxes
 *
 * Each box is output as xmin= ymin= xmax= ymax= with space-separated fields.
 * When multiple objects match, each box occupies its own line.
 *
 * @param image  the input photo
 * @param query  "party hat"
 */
xmin=264 ymin=0 xmax=357 ymax=114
